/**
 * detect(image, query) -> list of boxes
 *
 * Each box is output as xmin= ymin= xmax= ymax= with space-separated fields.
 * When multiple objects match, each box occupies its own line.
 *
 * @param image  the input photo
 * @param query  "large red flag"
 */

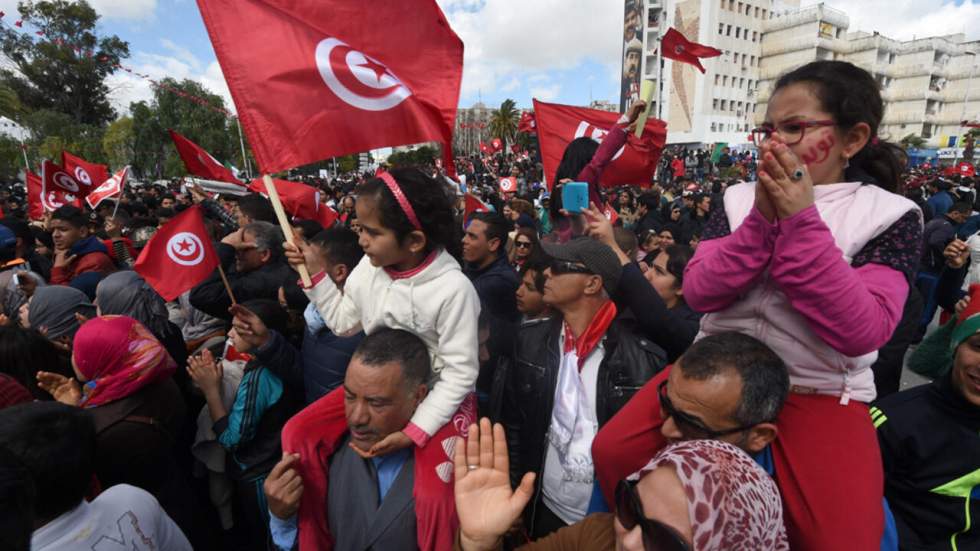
xmin=196 ymin=0 xmax=463 ymax=175
xmin=533 ymin=99 xmax=667 ymax=189
xmin=61 ymin=151 xmax=109 ymax=195
xmin=134 ymin=205 xmax=219 ymax=301
xmin=479 ymin=142 xmax=491 ymax=154
xmin=39 ymin=160 xmax=83 ymax=211
xmin=86 ymin=166 xmax=129 ymax=209
xmin=660 ymin=27 xmax=721 ymax=74
xmin=247 ymin=178 xmax=320 ymax=220
xmin=169 ymin=129 xmax=243 ymax=184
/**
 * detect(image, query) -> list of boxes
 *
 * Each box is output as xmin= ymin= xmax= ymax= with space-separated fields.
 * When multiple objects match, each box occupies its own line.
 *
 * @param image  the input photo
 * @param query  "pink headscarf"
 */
xmin=635 ymin=439 xmax=789 ymax=551
xmin=72 ymin=316 xmax=176 ymax=408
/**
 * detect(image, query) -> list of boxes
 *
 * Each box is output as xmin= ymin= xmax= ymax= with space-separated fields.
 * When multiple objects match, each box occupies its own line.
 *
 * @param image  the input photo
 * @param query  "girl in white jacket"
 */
xmin=284 ymin=167 xmax=480 ymax=454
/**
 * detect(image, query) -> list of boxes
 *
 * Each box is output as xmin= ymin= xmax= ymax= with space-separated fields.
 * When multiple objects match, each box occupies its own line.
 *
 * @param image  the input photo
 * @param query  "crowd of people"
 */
xmin=0 ymin=59 xmax=976 ymax=551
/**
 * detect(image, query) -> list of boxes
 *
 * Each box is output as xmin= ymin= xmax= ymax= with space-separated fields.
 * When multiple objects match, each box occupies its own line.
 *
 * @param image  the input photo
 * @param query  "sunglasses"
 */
xmin=658 ymin=380 xmax=757 ymax=439
xmin=615 ymin=480 xmax=691 ymax=551
xmin=515 ymin=241 xmax=533 ymax=249
xmin=550 ymin=259 xmax=593 ymax=276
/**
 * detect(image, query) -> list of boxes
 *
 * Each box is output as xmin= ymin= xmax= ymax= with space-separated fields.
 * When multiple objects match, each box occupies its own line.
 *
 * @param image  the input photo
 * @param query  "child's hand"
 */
xmin=363 ymin=430 xmax=414 ymax=458
xmin=186 ymin=349 xmax=222 ymax=396
xmin=283 ymin=231 xmax=325 ymax=277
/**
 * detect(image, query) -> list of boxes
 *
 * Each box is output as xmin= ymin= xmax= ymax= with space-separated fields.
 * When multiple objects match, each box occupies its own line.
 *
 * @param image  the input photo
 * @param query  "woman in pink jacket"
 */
xmin=592 ymin=60 xmax=921 ymax=551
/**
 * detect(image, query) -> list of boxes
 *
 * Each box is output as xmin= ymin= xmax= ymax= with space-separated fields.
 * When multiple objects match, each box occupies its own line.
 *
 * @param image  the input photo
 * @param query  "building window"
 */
xmin=715 ymin=74 xmax=720 ymax=85
xmin=722 ymin=76 xmax=728 ymax=86
xmin=729 ymin=0 xmax=735 ymax=10
xmin=738 ymin=2 xmax=743 ymax=14
xmin=721 ymin=100 xmax=727 ymax=110
xmin=713 ymin=99 xmax=719 ymax=110
xmin=740 ymin=77 xmax=745 ymax=88
xmin=719 ymin=23 xmax=724 ymax=34
xmin=735 ymin=27 xmax=740 ymax=39
xmin=726 ymin=24 xmax=732 ymax=36
xmin=721 ymin=0 xmax=726 ymax=9
xmin=752 ymin=31 xmax=758 ymax=42
xmin=755 ymin=6 xmax=760 ymax=17
xmin=711 ymin=122 xmax=717 ymax=131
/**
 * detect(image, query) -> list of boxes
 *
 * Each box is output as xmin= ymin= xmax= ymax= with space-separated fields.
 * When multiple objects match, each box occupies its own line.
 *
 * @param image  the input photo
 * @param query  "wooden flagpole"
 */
xmin=262 ymin=174 xmax=312 ymax=287
xmin=217 ymin=263 xmax=237 ymax=305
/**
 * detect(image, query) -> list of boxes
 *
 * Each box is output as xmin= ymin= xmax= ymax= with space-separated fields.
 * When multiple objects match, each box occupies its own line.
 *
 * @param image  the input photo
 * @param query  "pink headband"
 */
xmin=378 ymin=172 xmax=422 ymax=231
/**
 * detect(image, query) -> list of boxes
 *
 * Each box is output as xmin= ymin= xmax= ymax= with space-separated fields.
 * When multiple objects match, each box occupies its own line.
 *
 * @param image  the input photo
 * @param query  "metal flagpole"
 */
xmin=235 ymin=117 xmax=251 ymax=179
xmin=656 ymin=27 xmax=665 ymax=120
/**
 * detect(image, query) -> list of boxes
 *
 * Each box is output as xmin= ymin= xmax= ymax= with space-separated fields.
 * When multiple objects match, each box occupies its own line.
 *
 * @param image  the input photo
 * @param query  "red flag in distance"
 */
xmin=660 ymin=27 xmax=721 ymax=73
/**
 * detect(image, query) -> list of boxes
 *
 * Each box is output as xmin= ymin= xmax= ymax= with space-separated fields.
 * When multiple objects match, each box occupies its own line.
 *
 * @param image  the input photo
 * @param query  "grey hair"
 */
xmin=243 ymin=221 xmax=283 ymax=259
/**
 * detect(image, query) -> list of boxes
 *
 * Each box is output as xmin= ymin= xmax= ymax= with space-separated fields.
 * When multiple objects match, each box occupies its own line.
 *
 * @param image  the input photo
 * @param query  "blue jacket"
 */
xmin=255 ymin=326 xmax=363 ymax=405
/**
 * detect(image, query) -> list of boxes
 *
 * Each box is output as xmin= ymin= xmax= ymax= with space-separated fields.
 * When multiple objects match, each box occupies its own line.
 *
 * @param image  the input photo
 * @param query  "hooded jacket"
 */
xmin=304 ymin=248 xmax=481 ymax=444
xmin=50 ymin=236 xmax=115 ymax=299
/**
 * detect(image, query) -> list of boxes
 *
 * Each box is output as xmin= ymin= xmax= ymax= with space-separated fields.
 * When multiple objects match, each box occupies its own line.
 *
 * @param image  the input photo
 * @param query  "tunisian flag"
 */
xmin=533 ymin=99 xmax=667 ymax=189
xmin=660 ymin=27 xmax=721 ymax=73
xmin=169 ymin=130 xmax=243 ymax=184
xmin=463 ymin=193 xmax=489 ymax=221
xmin=86 ymin=166 xmax=129 ymax=209
xmin=25 ymin=171 xmax=44 ymax=220
xmin=61 ymin=151 xmax=109 ymax=195
xmin=35 ymin=160 xmax=83 ymax=213
xmin=247 ymin=177 xmax=320 ymax=220
xmin=196 ymin=0 xmax=463 ymax=175
xmin=134 ymin=205 xmax=219 ymax=301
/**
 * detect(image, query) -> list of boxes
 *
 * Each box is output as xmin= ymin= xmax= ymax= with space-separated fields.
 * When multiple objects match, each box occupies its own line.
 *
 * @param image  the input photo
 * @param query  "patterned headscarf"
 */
xmin=634 ymin=440 xmax=788 ymax=551
xmin=71 ymin=316 xmax=177 ymax=408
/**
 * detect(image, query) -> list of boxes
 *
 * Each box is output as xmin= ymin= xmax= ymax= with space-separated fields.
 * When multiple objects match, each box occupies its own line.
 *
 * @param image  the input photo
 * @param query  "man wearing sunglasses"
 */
xmin=501 ymin=237 xmax=667 ymax=539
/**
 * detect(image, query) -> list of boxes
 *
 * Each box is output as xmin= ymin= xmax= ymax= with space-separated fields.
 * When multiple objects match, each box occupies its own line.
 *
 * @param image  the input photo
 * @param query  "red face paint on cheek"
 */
xmin=801 ymin=133 xmax=836 ymax=166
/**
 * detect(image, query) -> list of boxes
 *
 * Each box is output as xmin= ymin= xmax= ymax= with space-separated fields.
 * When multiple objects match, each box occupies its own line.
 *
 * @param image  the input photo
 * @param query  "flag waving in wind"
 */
xmin=134 ymin=205 xmax=219 ymax=301
xmin=62 ymin=151 xmax=109 ymax=195
xmin=169 ymin=129 xmax=244 ymax=184
xmin=533 ymin=99 xmax=667 ymax=189
xmin=660 ymin=27 xmax=721 ymax=73
xmin=195 ymin=0 xmax=463 ymax=175
xmin=86 ymin=166 xmax=129 ymax=209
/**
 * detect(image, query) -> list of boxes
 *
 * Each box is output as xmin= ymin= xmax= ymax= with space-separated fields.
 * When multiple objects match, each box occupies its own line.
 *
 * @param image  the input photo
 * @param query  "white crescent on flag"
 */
xmin=315 ymin=37 xmax=412 ymax=111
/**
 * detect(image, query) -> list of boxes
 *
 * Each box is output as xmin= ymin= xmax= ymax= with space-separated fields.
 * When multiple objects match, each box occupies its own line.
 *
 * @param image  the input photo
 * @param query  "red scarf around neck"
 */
xmin=563 ymin=300 xmax=618 ymax=371
xmin=281 ymin=387 xmax=474 ymax=550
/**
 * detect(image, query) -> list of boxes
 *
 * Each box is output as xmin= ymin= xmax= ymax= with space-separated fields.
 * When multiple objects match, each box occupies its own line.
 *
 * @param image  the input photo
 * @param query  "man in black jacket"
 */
xmin=463 ymin=211 xmax=520 ymax=411
xmin=190 ymin=221 xmax=292 ymax=321
xmin=873 ymin=285 xmax=980 ymax=550
xmin=502 ymin=237 xmax=667 ymax=539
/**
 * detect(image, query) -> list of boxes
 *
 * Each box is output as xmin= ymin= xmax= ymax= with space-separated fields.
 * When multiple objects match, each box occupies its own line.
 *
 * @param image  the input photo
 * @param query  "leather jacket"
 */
xmin=500 ymin=315 xmax=667 ymax=521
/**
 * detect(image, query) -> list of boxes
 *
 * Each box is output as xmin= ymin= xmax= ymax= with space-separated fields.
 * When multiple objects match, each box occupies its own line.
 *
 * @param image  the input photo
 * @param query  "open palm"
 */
xmin=454 ymin=418 xmax=536 ymax=551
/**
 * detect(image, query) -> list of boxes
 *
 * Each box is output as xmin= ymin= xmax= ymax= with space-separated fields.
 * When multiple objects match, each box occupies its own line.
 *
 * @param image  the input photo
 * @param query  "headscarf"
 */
xmin=633 ymin=440 xmax=788 ymax=551
xmin=72 ymin=316 xmax=177 ymax=408
xmin=95 ymin=271 xmax=172 ymax=338
xmin=27 ymin=286 xmax=96 ymax=341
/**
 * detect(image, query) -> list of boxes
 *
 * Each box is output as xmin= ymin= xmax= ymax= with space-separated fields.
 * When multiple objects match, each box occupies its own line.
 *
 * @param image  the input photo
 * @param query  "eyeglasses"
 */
xmin=515 ymin=241 xmax=533 ymax=249
xmin=550 ymin=260 xmax=593 ymax=276
xmin=750 ymin=119 xmax=836 ymax=146
xmin=658 ymin=380 xmax=756 ymax=439
xmin=615 ymin=480 xmax=691 ymax=551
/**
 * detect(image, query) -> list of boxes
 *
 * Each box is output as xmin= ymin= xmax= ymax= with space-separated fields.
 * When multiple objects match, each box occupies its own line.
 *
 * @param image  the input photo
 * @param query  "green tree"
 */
xmin=0 ymin=83 xmax=25 ymax=120
xmin=0 ymin=0 xmax=129 ymax=126
xmin=129 ymin=79 xmax=244 ymax=179
xmin=489 ymin=99 xmax=519 ymax=150
xmin=387 ymin=145 xmax=439 ymax=168
xmin=102 ymin=116 xmax=133 ymax=169
xmin=900 ymin=133 xmax=927 ymax=149
xmin=0 ymin=136 xmax=26 ymax=179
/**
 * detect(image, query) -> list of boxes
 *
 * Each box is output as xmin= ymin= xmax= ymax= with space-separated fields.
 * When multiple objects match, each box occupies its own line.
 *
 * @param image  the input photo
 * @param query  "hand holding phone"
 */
xmin=561 ymin=182 xmax=589 ymax=214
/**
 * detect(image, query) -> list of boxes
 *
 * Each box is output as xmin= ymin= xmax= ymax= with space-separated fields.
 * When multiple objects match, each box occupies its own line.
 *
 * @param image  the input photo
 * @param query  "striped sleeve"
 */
xmin=215 ymin=367 xmax=283 ymax=451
